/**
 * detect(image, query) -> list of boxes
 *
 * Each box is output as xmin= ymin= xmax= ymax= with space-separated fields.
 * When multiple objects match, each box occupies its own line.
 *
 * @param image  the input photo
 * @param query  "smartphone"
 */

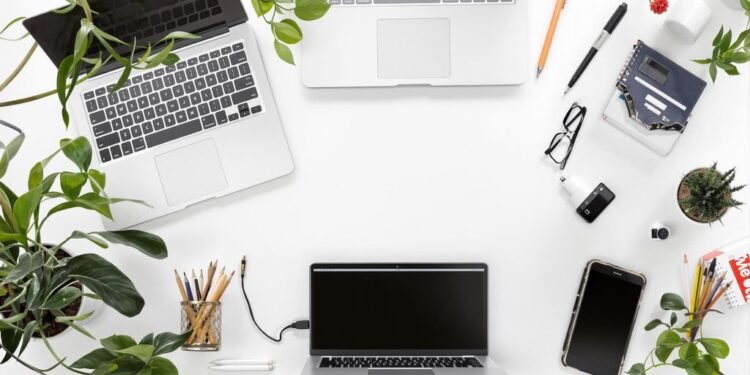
xmin=562 ymin=260 xmax=646 ymax=375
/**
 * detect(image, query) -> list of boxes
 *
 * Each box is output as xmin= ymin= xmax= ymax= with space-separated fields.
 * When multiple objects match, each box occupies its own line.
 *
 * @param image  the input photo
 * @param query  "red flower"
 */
xmin=650 ymin=0 xmax=669 ymax=14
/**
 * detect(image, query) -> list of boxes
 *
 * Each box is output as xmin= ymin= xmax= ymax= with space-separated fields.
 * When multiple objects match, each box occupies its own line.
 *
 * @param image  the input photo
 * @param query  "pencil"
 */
xmin=191 ymin=272 xmax=235 ymax=343
xmin=706 ymin=281 xmax=732 ymax=311
xmin=183 ymin=272 xmax=194 ymax=301
xmin=175 ymin=270 xmax=217 ymax=343
xmin=681 ymin=254 xmax=690 ymax=305
xmin=203 ymin=260 xmax=217 ymax=300
xmin=537 ymin=0 xmax=566 ymax=77
xmin=193 ymin=269 xmax=202 ymax=301
xmin=200 ymin=269 xmax=205 ymax=298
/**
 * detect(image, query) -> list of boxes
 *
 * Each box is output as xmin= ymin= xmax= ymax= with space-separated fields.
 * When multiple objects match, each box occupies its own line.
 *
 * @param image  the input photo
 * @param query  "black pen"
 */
xmin=564 ymin=2 xmax=628 ymax=95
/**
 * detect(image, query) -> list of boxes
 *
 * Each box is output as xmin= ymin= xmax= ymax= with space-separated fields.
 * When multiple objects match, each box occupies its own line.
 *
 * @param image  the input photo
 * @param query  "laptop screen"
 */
xmin=24 ymin=0 xmax=246 ymax=69
xmin=310 ymin=264 xmax=488 ymax=356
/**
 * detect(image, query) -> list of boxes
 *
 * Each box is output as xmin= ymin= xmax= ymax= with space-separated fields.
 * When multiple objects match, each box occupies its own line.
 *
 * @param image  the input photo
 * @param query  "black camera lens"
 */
xmin=657 ymin=228 xmax=669 ymax=240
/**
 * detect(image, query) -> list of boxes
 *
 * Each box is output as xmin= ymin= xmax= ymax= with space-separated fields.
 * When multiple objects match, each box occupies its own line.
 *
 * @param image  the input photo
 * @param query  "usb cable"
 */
xmin=240 ymin=257 xmax=310 ymax=342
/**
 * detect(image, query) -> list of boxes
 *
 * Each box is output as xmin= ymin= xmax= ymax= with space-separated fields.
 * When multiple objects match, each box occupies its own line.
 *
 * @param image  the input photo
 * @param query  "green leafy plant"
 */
xmin=694 ymin=0 xmax=750 ymax=82
xmin=626 ymin=293 xmax=730 ymax=375
xmin=0 ymin=119 xmax=186 ymax=374
xmin=678 ymin=163 xmax=745 ymax=224
xmin=0 ymin=1 xmax=198 ymax=126
xmin=70 ymin=332 xmax=190 ymax=375
xmin=250 ymin=0 xmax=331 ymax=64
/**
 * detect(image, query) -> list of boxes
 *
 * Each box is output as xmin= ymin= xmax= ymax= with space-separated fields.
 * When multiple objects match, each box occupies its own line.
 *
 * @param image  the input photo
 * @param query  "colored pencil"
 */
xmin=193 ymin=269 xmax=202 ymax=301
xmin=183 ymin=272 xmax=194 ymax=301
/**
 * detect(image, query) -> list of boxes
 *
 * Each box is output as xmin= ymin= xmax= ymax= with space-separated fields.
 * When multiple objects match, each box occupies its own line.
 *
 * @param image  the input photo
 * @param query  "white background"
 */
xmin=1 ymin=0 xmax=750 ymax=374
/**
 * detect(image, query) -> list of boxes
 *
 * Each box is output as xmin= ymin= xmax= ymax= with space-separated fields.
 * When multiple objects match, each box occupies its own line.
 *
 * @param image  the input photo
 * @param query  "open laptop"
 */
xmin=302 ymin=263 xmax=508 ymax=375
xmin=24 ymin=0 xmax=293 ymax=229
xmin=301 ymin=0 xmax=528 ymax=87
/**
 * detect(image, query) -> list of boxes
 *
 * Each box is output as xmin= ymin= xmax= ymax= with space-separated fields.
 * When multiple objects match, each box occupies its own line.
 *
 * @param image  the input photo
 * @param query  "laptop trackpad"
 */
xmin=377 ymin=18 xmax=451 ymax=79
xmin=369 ymin=371 xmax=435 ymax=375
xmin=155 ymin=139 xmax=228 ymax=206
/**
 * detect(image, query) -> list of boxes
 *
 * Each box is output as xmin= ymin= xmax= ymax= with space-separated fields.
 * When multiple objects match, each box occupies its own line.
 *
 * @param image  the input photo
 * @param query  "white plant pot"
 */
xmin=720 ymin=0 xmax=744 ymax=10
xmin=666 ymin=0 xmax=713 ymax=45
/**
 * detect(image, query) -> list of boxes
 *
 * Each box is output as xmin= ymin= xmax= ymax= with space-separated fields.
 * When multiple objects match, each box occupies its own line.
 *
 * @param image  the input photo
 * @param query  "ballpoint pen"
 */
xmin=537 ymin=0 xmax=566 ymax=78
xmin=564 ymin=2 xmax=628 ymax=94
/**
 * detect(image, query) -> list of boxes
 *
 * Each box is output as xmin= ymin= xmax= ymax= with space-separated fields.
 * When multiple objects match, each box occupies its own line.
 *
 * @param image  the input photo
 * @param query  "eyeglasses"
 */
xmin=544 ymin=102 xmax=587 ymax=170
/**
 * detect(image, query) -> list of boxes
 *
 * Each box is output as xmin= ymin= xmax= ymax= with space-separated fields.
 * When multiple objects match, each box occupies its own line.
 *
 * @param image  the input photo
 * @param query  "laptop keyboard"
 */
xmin=84 ymin=41 xmax=263 ymax=164
xmin=329 ymin=0 xmax=514 ymax=5
xmin=319 ymin=357 xmax=484 ymax=368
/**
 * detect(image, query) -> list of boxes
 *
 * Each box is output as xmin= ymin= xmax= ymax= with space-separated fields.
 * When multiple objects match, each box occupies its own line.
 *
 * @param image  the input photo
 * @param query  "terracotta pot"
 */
xmin=677 ymin=168 xmax=729 ymax=224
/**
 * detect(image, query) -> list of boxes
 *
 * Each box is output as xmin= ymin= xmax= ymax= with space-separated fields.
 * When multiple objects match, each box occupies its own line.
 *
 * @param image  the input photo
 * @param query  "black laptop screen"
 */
xmin=24 ymin=0 xmax=246 ymax=69
xmin=310 ymin=264 xmax=488 ymax=355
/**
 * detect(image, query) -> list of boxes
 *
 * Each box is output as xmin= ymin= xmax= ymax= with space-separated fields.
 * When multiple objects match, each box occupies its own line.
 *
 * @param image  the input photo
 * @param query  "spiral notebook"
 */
xmin=603 ymin=40 xmax=706 ymax=156
xmin=703 ymin=236 xmax=750 ymax=309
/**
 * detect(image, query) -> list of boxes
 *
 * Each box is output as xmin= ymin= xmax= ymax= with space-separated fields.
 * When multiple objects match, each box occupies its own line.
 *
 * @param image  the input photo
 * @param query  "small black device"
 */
xmin=561 ymin=176 xmax=616 ymax=223
xmin=562 ymin=260 xmax=646 ymax=375
xmin=651 ymin=224 xmax=671 ymax=240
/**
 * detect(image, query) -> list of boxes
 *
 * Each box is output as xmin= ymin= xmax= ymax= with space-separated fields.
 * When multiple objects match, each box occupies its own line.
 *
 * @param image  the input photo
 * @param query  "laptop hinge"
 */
xmin=89 ymin=21 xmax=230 ymax=77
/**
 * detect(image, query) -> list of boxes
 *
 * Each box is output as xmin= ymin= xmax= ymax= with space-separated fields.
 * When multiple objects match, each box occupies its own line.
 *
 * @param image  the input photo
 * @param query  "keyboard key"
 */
xmin=132 ymin=137 xmax=146 ymax=151
xmin=145 ymin=119 xmax=202 ymax=148
xmin=89 ymin=110 xmax=107 ymax=125
xmin=133 ymin=111 xmax=145 ymax=123
xmin=201 ymin=114 xmax=216 ymax=129
xmin=145 ymin=108 xmax=156 ymax=120
xmin=97 ymin=96 xmax=108 ymax=109
xmin=198 ymin=103 xmax=209 ymax=115
xmin=199 ymin=54 xmax=209 ymax=62
xmin=196 ymin=78 xmax=207 ymax=90
xmin=197 ymin=64 xmax=208 ymax=76
xmin=175 ymin=71 xmax=186 ymax=83
xmin=112 ymin=118 xmax=124 ymax=131
xmin=144 ymin=72 xmax=154 ymax=80
xmin=234 ymin=75 xmax=254 ymax=91
xmin=86 ymin=100 xmax=97 ymax=112
xmin=229 ymin=113 xmax=239 ymax=121
xmin=221 ymin=46 xmax=232 ymax=55
xmin=84 ymin=91 xmax=95 ymax=100
xmin=153 ymin=77 xmax=164 ymax=91
xmin=232 ymin=42 xmax=243 ymax=51
xmin=166 ymin=66 xmax=176 ymax=74
xmin=190 ymin=93 xmax=201 ymax=105
xmin=188 ymin=57 xmax=198 ymax=66
xmin=96 ymin=132 xmax=120 ymax=149
xmin=185 ymin=81 xmax=196 ymax=93
xmin=206 ymin=74 xmax=217 ymax=86
xmin=251 ymin=105 xmax=262 ymax=114
xmin=138 ymin=96 xmax=149 ymax=109
xmin=107 ymin=84 xmax=115 ymax=93
xmin=210 ymin=50 xmax=220 ymax=59
xmin=201 ymin=89 xmax=212 ymax=101
xmin=127 ymin=100 xmax=138 ymax=112
xmin=239 ymin=103 xmax=250 ymax=117
xmin=141 ymin=81 xmax=153 ymax=94
xmin=167 ymin=100 xmax=180 ymax=112
xmin=239 ymin=63 xmax=251 ymax=76
xmin=222 ymin=81 xmax=235 ymax=94
xmin=131 ymin=125 xmax=143 ymax=137
xmin=177 ymin=61 xmax=187 ymax=69
xmin=153 ymin=118 xmax=165 ymax=130
xmin=118 ymin=89 xmax=130 ymax=102
xmin=164 ymin=74 xmax=175 ymax=87
xmin=142 ymin=122 xmax=154 ymax=134
xmin=93 ymin=122 xmax=112 ymax=137
xmin=107 ymin=93 xmax=119 ymax=106
xmin=155 ymin=68 xmax=165 ymax=76
xmin=187 ymin=107 xmax=199 ymax=119
xmin=209 ymin=99 xmax=221 ymax=112
xmin=217 ymin=70 xmax=228 ymax=83
xmin=216 ymin=110 xmax=228 ymax=124
xmin=110 ymin=145 xmax=122 ymax=159
xmin=160 ymin=89 xmax=173 ymax=101
xmin=123 ymin=114 xmax=134 ymax=127
xmin=95 ymin=87 xmax=106 ymax=96
xmin=116 ymin=103 xmax=127 ymax=116
xmin=121 ymin=141 xmax=133 ymax=155
xmin=173 ymin=85 xmax=185 ymax=97
xmin=219 ymin=56 xmax=230 ymax=69
xmin=220 ymin=96 xmax=232 ymax=108
xmin=229 ymin=51 xmax=247 ymax=65
xmin=120 ymin=128 xmax=132 ymax=141
xmin=179 ymin=96 xmax=191 ymax=109
xmin=208 ymin=60 xmax=219 ymax=72
xmin=156 ymin=104 xmax=168 ymax=116
xmin=212 ymin=86 xmax=223 ymax=98
xmin=231 ymin=88 xmax=258 ymax=105
xmin=149 ymin=93 xmax=161 ymax=105
xmin=100 ymin=148 xmax=111 ymax=162
xmin=165 ymin=114 xmax=176 ymax=127
xmin=129 ymin=85 xmax=141 ymax=98
xmin=176 ymin=110 xmax=188 ymax=123
xmin=228 ymin=66 xmax=239 ymax=79
xmin=133 ymin=75 xmax=143 ymax=84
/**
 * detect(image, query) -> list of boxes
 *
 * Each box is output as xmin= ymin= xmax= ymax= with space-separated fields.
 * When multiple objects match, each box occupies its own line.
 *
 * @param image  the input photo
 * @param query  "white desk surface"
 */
xmin=2 ymin=0 xmax=749 ymax=374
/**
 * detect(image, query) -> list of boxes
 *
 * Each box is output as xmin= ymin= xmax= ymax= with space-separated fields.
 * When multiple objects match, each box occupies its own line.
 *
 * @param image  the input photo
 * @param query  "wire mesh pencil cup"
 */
xmin=181 ymin=301 xmax=222 ymax=351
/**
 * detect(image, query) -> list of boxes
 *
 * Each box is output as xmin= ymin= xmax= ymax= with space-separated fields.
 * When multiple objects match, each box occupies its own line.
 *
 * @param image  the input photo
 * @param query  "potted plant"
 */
xmin=626 ymin=293 xmax=730 ymax=375
xmin=0 ymin=119 xmax=187 ymax=374
xmin=694 ymin=0 xmax=750 ymax=81
xmin=677 ymin=163 xmax=745 ymax=224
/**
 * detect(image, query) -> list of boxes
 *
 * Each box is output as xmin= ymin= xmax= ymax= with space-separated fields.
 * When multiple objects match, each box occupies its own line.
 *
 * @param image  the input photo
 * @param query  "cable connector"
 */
xmin=291 ymin=320 xmax=310 ymax=330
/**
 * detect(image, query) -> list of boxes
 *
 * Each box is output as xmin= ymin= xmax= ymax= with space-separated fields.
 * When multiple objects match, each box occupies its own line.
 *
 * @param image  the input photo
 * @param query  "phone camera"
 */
xmin=651 ymin=224 xmax=671 ymax=241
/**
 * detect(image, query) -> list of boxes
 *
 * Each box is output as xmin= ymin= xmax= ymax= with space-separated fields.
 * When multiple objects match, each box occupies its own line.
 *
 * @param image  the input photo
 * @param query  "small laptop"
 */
xmin=301 ymin=0 xmax=528 ymax=87
xmin=24 ymin=0 xmax=293 ymax=229
xmin=302 ymin=263 xmax=508 ymax=375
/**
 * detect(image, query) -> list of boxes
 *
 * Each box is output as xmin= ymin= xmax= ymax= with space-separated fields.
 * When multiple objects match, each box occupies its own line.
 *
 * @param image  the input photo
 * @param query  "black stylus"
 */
xmin=564 ymin=2 xmax=628 ymax=95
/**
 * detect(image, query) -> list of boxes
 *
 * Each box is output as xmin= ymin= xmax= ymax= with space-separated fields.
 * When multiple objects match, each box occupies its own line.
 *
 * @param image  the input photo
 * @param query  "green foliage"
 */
xmin=72 ymin=332 xmax=189 ymax=375
xmin=626 ymin=293 xmax=730 ymax=375
xmin=0 ymin=121 xmax=177 ymax=374
xmin=251 ymin=0 xmax=330 ymax=64
xmin=679 ymin=163 xmax=745 ymax=223
xmin=695 ymin=1 xmax=750 ymax=82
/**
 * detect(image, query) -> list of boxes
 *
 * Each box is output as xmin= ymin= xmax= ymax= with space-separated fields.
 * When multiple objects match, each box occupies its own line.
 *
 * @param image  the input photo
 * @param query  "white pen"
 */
xmin=211 ymin=359 xmax=274 ymax=366
xmin=209 ymin=364 xmax=274 ymax=372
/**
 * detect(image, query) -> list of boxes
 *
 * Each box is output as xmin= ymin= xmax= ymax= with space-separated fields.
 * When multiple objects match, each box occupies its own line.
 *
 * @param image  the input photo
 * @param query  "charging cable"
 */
xmin=240 ymin=257 xmax=310 ymax=342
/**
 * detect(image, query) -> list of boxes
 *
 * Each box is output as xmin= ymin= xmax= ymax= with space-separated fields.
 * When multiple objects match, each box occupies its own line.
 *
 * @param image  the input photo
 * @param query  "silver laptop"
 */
xmin=302 ymin=264 xmax=508 ymax=375
xmin=25 ymin=0 xmax=293 ymax=229
xmin=301 ymin=0 xmax=528 ymax=87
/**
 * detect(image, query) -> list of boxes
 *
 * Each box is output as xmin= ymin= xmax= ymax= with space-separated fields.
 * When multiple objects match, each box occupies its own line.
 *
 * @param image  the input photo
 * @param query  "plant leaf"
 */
xmin=115 ymin=344 xmax=155 ymax=363
xmin=149 ymin=357 xmax=178 ymax=375
xmin=71 ymin=348 xmax=118 ymax=369
xmin=18 ymin=320 xmax=37 ymax=355
xmin=160 ymin=31 xmax=201 ymax=41
xmin=42 ymin=286 xmax=82 ymax=310
xmin=698 ymin=338 xmax=730 ymax=359
xmin=657 ymin=330 xmax=682 ymax=348
xmin=72 ymin=231 xmax=109 ymax=248
xmin=645 ymin=319 xmax=664 ymax=331
xmin=4 ymin=252 xmax=44 ymax=284
xmin=60 ymin=172 xmax=89 ymax=199
xmin=672 ymin=358 xmax=692 ymax=369
xmin=152 ymin=331 xmax=190 ymax=356
xmin=655 ymin=346 xmax=674 ymax=363
xmin=273 ymin=20 xmax=303 ymax=45
xmin=60 ymin=137 xmax=92 ymax=172
xmin=661 ymin=293 xmax=687 ymax=311
xmin=294 ymin=0 xmax=331 ymax=21
xmin=251 ymin=0 xmax=274 ymax=17
xmin=625 ymin=363 xmax=645 ymax=375
xmin=274 ymin=40 xmax=295 ymax=65
xmin=101 ymin=334 xmax=138 ymax=351
xmin=678 ymin=342 xmax=700 ymax=366
xmin=64 ymin=254 xmax=145 ymax=317
xmin=90 ymin=230 xmax=168 ymax=259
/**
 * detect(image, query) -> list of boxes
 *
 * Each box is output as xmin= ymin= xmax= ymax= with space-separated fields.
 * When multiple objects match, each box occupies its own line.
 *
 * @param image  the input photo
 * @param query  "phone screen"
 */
xmin=564 ymin=263 xmax=644 ymax=375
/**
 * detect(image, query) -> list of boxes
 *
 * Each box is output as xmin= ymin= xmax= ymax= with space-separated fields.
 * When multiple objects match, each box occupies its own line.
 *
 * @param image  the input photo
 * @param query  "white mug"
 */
xmin=665 ymin=0 xmax=713 ymax=45
xmin=720 ymin=0 xmax=744 ymax=11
